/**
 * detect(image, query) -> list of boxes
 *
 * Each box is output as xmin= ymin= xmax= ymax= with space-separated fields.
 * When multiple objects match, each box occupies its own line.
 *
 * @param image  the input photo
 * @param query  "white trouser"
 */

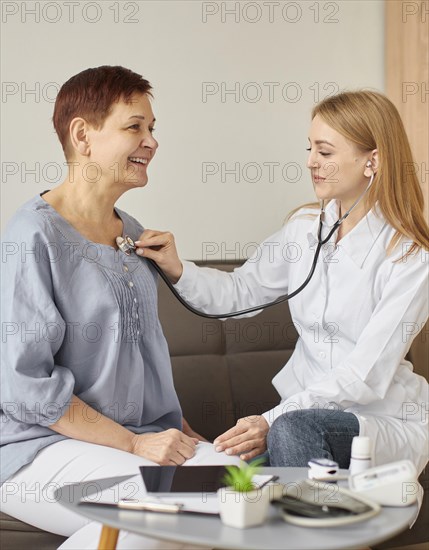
xmin=0 ymin=439 xmax=240 ymax=549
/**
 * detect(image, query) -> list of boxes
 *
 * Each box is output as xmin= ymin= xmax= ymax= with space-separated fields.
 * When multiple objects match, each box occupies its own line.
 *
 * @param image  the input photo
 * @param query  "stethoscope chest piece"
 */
xmin=116 ymin=236 xmax=136 ymax=255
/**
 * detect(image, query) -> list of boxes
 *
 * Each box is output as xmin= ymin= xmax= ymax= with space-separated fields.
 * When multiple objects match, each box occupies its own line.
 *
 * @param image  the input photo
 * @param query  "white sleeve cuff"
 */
xmin=173 ymin=260 xmax=199 ymax=298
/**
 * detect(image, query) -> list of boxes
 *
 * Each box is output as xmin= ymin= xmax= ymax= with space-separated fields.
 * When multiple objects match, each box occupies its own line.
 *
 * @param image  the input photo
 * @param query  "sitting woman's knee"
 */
xmin=267 ymin=410 xmax=322 ymax=467
xmin=267 ymin=409 xmax=360 ymax=467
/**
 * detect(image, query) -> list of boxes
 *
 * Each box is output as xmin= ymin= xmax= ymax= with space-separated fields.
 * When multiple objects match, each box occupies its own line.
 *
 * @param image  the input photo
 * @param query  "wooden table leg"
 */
xmin=98 ymin=525 xmax=120 ymax=550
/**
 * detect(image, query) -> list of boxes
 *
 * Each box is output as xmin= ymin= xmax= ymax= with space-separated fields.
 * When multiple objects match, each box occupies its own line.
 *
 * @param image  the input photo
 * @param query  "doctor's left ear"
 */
xmin=364 ymin=150 xmax=379 ymax=177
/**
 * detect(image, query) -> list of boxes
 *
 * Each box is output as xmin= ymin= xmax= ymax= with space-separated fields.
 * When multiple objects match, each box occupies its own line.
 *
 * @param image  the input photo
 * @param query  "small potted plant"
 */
xmin=217 ymin=458 xmax=271 ymax=528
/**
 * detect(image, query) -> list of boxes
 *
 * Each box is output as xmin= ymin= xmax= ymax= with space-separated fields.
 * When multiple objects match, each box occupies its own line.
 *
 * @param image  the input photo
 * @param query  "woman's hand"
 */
xmin=130 ymin=429 xmax=198 ymax=465
xmin=135 ymin=229 xmax=183 ymax=284
xmin=182 ymin=417 xmax=209 ymax=442
xmin=51 ymin=396 xmax=198 ymax=465
xmin=213 ymin=416 xmax=269 ymax=461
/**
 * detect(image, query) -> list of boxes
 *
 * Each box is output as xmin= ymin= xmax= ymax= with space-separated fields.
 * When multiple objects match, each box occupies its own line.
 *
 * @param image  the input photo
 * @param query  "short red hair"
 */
xmin=53 ymin=66 xmax=152 ymax=158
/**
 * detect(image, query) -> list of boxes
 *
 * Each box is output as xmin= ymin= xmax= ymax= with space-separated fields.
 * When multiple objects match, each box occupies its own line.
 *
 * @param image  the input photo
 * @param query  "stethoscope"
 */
xmin=116 ymin=172 xmax=375 ymax=319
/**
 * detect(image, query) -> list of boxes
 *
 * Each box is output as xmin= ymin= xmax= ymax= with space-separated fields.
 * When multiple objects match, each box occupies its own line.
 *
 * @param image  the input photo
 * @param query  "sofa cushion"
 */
xmin=171 ymin=354 xmax=234 ymax=441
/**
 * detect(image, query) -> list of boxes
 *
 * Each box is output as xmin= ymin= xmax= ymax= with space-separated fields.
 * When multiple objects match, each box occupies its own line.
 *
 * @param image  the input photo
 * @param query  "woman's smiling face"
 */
xmin=306 ymin=115 xmax=372 ymax=207
xmin=84 ymin=93 xmax=158 ymax=189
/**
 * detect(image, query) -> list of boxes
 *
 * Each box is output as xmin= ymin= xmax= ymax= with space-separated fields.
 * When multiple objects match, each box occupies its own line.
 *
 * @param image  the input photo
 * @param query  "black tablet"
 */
xmin=139 ymin=465 xmax=237 ymax=494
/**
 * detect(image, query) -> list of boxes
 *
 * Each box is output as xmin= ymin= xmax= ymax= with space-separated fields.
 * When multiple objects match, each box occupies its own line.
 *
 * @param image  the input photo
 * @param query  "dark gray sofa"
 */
xmin=1 ymin=260 xmax=427 ymax=549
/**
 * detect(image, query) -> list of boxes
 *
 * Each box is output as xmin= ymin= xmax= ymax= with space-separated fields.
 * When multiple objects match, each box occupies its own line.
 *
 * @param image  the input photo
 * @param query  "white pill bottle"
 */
xmin=349 ymin=436 xmax=372 ymax=475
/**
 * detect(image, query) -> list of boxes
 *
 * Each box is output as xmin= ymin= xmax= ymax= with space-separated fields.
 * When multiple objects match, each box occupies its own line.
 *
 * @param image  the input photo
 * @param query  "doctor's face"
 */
xmin=85 ymin=93 xmax=158 ymax=189
xmin=306 ymin=115 xmax=371 ymax=207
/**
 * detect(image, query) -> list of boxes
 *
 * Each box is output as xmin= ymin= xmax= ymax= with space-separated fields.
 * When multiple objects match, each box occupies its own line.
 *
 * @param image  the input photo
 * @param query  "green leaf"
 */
xmin=221 ymin=457 xmax=267 ymax=493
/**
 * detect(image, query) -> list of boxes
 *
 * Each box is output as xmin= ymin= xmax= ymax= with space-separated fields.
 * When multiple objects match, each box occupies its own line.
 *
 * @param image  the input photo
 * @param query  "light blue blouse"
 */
xmin=0 ymin=192 xmax=182 ymax=483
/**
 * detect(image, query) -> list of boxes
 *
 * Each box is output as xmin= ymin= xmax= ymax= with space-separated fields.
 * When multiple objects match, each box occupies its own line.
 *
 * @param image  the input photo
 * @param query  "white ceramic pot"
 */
xmin=217 ymin=486 xmax=271 ymax=528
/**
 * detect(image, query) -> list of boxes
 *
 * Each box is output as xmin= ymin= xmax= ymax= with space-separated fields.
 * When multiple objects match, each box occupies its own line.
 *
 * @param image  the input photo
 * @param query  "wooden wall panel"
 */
xmin=385 ymin=0 xmax=429 ymax=219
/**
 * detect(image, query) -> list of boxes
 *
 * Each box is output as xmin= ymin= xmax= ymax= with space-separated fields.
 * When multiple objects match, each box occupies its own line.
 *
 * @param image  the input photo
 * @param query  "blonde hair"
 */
xmin=290 ymin=90 xmax=429 ymax=257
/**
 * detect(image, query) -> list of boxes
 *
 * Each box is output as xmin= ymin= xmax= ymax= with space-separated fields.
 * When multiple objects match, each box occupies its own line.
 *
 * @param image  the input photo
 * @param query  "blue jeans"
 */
xmin=267 ymin=409 xmax=359 ymax=468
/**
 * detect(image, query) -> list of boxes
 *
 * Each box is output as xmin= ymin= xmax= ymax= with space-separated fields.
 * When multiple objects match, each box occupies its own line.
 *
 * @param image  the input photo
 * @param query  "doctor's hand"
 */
xmin=130 ymin=429 xmax=198 ymax=466
xmin=134 ymin=229 xmax=183 ymax=284
xmin=213 ymin=416 xmax=269 ymax=461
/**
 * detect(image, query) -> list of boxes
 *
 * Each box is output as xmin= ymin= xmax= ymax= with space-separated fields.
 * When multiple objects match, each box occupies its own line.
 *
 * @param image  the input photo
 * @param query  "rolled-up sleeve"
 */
xmin=1 ymin=214 xmax=75 ymax=427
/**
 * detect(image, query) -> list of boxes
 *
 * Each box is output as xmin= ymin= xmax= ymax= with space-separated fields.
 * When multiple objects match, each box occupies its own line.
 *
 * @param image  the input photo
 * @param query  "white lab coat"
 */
xmin=174 ymin=200 xmax=429 ymax=474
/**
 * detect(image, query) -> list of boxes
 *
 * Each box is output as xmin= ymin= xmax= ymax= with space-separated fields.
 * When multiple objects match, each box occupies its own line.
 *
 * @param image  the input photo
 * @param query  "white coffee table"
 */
xmin=54 ymin=467 xmax=418 ymax=550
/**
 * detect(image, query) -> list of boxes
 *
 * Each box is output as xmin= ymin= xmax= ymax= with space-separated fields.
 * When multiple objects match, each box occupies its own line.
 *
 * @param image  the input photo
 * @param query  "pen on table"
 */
xmin=79 ymin=499 xmax=218 ymax=516
xmin=79 ymin=499 xmax=184 ymax=514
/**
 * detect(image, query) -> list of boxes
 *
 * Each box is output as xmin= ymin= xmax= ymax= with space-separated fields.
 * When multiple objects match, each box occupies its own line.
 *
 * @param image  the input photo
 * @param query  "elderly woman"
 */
xmin=137 ymin=90 xmax=429 ymax=475
xmin=1 ymin=65 xmax=238 ymax=549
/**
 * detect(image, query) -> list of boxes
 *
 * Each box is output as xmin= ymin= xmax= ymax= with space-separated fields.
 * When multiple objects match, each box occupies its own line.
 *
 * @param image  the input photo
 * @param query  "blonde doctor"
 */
xmin=135 ymin=90 xmax=429 ymax=475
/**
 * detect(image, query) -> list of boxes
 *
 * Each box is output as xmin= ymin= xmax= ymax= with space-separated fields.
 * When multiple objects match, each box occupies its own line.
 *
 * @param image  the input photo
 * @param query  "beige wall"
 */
xmin=2 ymin=0 xmax=384 ymax=259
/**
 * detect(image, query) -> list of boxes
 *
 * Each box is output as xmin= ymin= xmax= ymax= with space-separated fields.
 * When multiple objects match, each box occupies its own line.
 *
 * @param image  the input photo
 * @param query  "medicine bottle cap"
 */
xmin=351 ymin=436 xmax=371 ymax=459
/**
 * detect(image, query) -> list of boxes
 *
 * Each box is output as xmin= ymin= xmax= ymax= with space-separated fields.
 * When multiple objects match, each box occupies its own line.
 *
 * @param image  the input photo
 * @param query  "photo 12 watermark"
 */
xmin=200 ymin=319 xmax=340 ymax=346
xmin=1 ymin=161 xmax=146 ymax=184
xmin=400 ymin=161 xmax=428 ymax=184
xmin=402 ymin=81 xmax=428 ymax=103
xmin=1 ymin=239 xmax=142 ymax=266
xmin=200 ymin=240 xmax=340 ymax=264
xmin=402 ymin=321 xmax=428 ymax=344
xmin=401 ymin=401 xmax=428 ymax=424
xmin=1 ymin=1 xmax=140 ymax=24
xmin=201 ymin=320 xmax=300 ymax=345
xmin=1 ymin=319 xmax=145 ymax=345
xmin=0 ymin=478 xmax=140 ymax=505
xmin=201 ymin=240 xmax=304 ymax=262
xmin=201 ymin=161 xmax=303 ymax=184
xmin=1 ymin=399 xmax=141 ymax=426
xmin=201 ymin=81 xmax=340 ymax=104
xmin=201 ymin=1 xmax=340 ymax=24
xmin=2 ymin=81 xmax=60 ymax=103
xmin=401 ymin=1 xmax=428 ymax=23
